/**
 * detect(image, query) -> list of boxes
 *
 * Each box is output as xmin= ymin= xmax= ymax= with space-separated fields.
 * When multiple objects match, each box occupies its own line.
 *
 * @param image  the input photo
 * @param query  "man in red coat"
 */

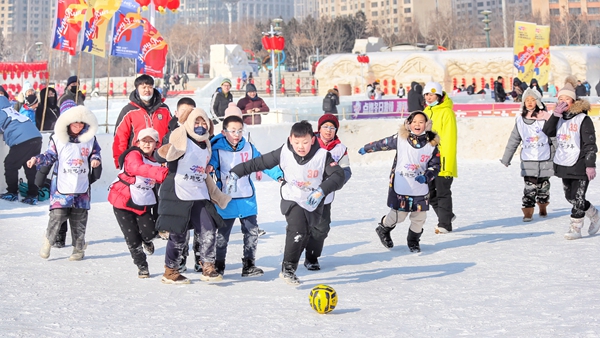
xmin=236 ymin=83 xmax=269 ymax=125
xmin=112 ymin=74 xmax=172 ymax=169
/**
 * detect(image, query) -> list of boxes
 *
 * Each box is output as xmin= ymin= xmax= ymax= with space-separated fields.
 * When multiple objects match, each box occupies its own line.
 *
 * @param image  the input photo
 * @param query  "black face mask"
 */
xmin=47 ymin=96 xmax=57 ymax=106
xmin=70 ymin=86 xmax=78 ymax=94
xmin=26 ymin=94 xmax=37 ymax=105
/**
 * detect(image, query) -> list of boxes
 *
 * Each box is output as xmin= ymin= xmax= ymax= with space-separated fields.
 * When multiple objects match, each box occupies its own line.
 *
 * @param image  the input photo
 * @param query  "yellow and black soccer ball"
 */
xmin=309 ymin=284 xmax=337 ymax=314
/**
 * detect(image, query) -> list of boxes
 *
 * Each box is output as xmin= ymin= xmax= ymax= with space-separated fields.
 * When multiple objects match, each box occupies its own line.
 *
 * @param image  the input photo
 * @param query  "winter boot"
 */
xmin=194 ymin=258 xmax=203 ymax=273
xmin=69 ymin=247 xmax=85 ymax=261
xmin=375 ymin=216 xmax=394 ymax=249
xmin=21 ymin=196 xmax=38 ymax=205
xmin=564 ymin=217 xmax=584 ymax=240
xmin=53 ymin=233 xmax=66 ymax=248
xmin=138 ymin=264 xmax=150 ymax=279
xmin=40 ymin=237 xmax=51 ymax=259
xmin=241 ymin=258 xmax=264 ymax=277
xmin=161 ymin=266 xmax=190 ymax=284
xmin=0 ymin=192 xmax=18 ymax=202
xmin=586 ymin=205 xmax=600 ymax=235
xmin=522 ymin=207 xmax=534 ymax=222
xmin=537 ymin=202 xmax=549 ymax=218
xmin=303 ymin=258 xmax=320 ymax=271
xmin=215 ymin=259 xmax=226 ymax=276
xmin=178 ymin=256 xmax=187 ymax=273
xmin=142 ymin=241 xmax=155 ymax=256
xmin=279 ymin=261 xmax=300 ymax=285
xmin=200 ymin=262 xmax=223 ymax=282
xmin=258 ymin=228 xmax=266 ymax=237
xmin=407 ymin=229 xmax=423 ymax=253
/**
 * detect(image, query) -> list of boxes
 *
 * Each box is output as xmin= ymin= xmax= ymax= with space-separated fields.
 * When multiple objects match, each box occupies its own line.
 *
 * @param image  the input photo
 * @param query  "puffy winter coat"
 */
xmin=211 ymin=88 xmax=233 ymax=119
xmin=407 ymin=82 xmax=425 ymax=112
xmin=112 ymin=89 xmax=171 ymax=168
xmin=322 ymin=89 xmax=339 ymax=114
xmin=236 ymin=94 xmax=269 ymax=125
xmin=108 ymin=147 xmax=168 ymax=215
xmin=209 ymin=133 xmax=282 ymax=219
xmin=542 ymin=99 xmax=597 ymax=179
xmin=501 ymin=112 xmax=555 ymax=178
xmin=0 ymin=96 xmax=41 ymax=147
xmin=423 ymin=92 xmax=458 ymax=178
xmin=35 ymin=87 xmax=60 ymax=131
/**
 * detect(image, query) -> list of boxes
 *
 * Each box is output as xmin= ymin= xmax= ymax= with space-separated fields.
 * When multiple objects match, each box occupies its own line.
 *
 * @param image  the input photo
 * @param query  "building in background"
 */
xmin=532 ymin=0 xmax=600 ymax=26
xmin=0 ymin=0 xmax=55 ymax=40
xmin=295 ymin=0 xmax=319 ymax=20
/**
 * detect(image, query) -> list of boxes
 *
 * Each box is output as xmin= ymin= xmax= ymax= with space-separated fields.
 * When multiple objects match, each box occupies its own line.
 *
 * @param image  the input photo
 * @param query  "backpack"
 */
xmin=19 ymin=178 xmax=51 ymax=201
xmin=322 ymin=94 xmax=333 ymax=112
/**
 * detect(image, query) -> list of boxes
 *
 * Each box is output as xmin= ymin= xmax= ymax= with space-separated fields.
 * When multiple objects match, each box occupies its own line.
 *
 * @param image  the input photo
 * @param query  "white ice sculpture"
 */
xmin=209 ymin=44 xmax=254 ymax=79
xmin=315 ymin=46 xmax=600 ymax=97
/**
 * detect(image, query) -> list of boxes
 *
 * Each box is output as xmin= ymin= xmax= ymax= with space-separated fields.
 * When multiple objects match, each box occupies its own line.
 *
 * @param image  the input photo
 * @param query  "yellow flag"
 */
xmin=533 ymin=25 xmax=551 ymax=86
xmin=513 ymin=21 xmax=537 ymax=83
xmin=81 ymin=0 xmax=122 ymax=57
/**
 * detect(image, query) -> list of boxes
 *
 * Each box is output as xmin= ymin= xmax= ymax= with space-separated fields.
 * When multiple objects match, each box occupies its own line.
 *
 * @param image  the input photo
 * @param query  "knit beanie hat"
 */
xmin=224 ymin=102 xmax=242 ymax=118
xmin=557 ymin=75 xmax=577 ymax=101
xmin=246 ymin=83 xmax=257 ymax=93
xmin=521 ymin=87 xmax=544 ymax=110
xmin=221 ymin=78 xmax=232 ymax=86
xmin=137 ymin=128 xmax=159 ymax=142
xmin=67 ymin=75 xmax=78 ymax=87
xmin=60 ymin=99 xmax=77 ymax=115
xmin=318 ymin=113 xmax=339 ymax=131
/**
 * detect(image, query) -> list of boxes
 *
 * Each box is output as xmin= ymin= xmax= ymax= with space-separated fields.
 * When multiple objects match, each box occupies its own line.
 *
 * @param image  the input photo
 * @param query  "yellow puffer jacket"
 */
xmin=423 ymin=92 xmax=458 ymax=178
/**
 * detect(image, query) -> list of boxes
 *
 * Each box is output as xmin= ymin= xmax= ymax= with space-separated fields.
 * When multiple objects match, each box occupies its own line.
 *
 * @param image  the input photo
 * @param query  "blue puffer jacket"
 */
xmin=0 ymin=96 xmax=41 ymax=147
xmin=209 ymin=133 xmax=283 ymax=219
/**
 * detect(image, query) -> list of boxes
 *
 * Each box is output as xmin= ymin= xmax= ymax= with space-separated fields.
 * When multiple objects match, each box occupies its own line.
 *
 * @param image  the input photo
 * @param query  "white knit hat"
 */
xmin=521 ymin=87 xmax=544 ymax=110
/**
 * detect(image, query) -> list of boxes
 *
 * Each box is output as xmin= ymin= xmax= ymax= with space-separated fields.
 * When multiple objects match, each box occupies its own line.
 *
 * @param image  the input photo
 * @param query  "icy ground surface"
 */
xmin=1 ymin=160 xmax=600 ymax=336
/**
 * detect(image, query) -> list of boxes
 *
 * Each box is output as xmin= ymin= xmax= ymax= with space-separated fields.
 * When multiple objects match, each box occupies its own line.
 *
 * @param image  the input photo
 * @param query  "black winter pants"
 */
xmin=283 ymin=203 xmax=323 ymax=264
xmin=304 ymin=203 xmax=331 ymax=262
xmin=4 ymin=137 xmax=42 ymax=197
xmin=428 ymin=176 xmax=455 ymax=230
xmin=216 ymin=215 xmax=259 ymax=261
xmin=562 ymin=178 xmax=590 ymax=218
xmin=113 ymin=207 xmax=157 ymax=267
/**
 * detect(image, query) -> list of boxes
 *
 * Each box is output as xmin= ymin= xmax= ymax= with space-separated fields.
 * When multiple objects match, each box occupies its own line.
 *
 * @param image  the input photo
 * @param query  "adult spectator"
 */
xmin=211 ymin=78 xmax=233 ymax=120
xmin=575 ymin=80 xmax=587 ymax=98
xmin=466 ymin=83 xmax=475 ymax=95
xmin=396 ymin=83 xmax=406 ymax=98
xmin=58 ymin=76 xmax=86 ymax=106
xmin=407 ymin=81 xmax=425 ymax=112
xmin=241 ymin=71 xmax=248 ymax=90
xmin=112 ymin=74 xmax=171 ymax=169
xmin=583 ymin=80 xmax=591 ymax=96
xmin=530 ymin=78 xmax=543 ymax=96
xmin=494 ymin=76 xmax=507 ymax=102
xmin=322 ymin=87 xmax=340 ymax=115
xmin=236 ymin=83 xmax=269 ymax=125
xmin=35 ymin=87 xmax=59 ymax=131
xmin=181 ymin=73 xmax=189 ymax=90
xmin=422 ymin=82 xmax=458 ymax=234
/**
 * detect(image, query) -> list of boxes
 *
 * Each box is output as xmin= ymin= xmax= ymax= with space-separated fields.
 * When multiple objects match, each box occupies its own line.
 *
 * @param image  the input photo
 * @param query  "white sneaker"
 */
xmin=69 ymin=248 xmax=85 ymax=261
xmin=565 ymin=218 xmax=583 ymax=240
xmin=40 ymin=237 xmax=51 ymax=259
xmin=586 ymin=205 xmax=600 ymax=235
xmin=279 ymin=271 xmax=301 ymax=285
xmin=435 ymin=226 xmax=449 ymax=234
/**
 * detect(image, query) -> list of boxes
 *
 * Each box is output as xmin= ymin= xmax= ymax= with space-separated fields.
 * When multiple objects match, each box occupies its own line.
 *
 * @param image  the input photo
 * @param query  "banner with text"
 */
xmin=52 ymin=0 xmax=88 ymax=56
xmin=81 ymin=0 xmax=122 ymax=57
xmin=513 ymin=21 xmax=537 ymax=84
xmin=110 ymin=0 xmax=144 ymax=59
xmin=136 ymin=20 xmax=168 ymax=77
xmin=533 ymin=25 xmax=551 ymax=87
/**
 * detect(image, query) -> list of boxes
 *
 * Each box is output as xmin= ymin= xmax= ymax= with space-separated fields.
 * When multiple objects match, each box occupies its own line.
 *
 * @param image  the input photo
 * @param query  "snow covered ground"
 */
xmin=2 ymin=158 xmax=600 ymax=337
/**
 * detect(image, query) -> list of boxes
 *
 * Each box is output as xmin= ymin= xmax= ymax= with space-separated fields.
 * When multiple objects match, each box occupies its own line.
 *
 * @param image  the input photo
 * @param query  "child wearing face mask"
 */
xmin=359 ymin=111 xmax=440 ymax=252
xmin=27 ymin=105 xmax=102 ymax=261
xmin=154 ymin=108 xmax=231 ymax=284
xmin=108 ymin=128 xmax=169 ymax=278
xmin=19 ymin=89 xmax=38 ymax=121
xmin=422 ymin=82 xmax=458 ymax=234
xmin=501 ymin=88 xmax=554 ymax=222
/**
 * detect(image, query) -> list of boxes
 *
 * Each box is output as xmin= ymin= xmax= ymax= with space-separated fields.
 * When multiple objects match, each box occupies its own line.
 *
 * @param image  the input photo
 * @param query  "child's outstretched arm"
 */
xmin=358 ymin=134 xmax=398 ymax=155
xmin=320 ymin=153 xmax=346 ymax=196
xmin=230 ymin=146 xmax=283 ymax=178
xmin=500 ymin=123 xmax=522 ymax=167
xmin=27 ymin=138 xmax=58 ymax=169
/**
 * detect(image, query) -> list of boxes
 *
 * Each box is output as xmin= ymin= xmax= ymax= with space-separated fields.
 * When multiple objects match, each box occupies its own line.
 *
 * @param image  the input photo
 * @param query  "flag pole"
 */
xmin=40 ymin=49 xmax=54 ymax=132
xmin=75 ymin=52 xmax=83 ymax=104
xmin=106 ymin=56 xmax=111 ymax=133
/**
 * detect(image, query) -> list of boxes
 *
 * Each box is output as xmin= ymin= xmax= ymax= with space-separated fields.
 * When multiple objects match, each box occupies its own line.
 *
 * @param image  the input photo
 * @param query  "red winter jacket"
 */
xmin=112 ymin=89 xmax=171 ymax=168
xmin=108 ymin=148 xmax=168 ymax=215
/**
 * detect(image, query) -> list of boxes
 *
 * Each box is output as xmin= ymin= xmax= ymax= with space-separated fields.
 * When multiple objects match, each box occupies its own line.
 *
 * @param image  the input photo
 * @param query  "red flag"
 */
xmin=136 ymin=20 xmax=168 ymax=77
xmin=52 ymin=0 xmax=88 ymax=56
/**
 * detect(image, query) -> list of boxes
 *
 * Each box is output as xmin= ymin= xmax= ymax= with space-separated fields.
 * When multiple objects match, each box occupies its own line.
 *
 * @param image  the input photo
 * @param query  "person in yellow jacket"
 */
xmin=423 ymin=82 xmax=458 ymax=233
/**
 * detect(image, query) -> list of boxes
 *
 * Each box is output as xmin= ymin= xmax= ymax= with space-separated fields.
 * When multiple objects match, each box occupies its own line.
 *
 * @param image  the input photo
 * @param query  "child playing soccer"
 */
xmin=108 ymin=128 xmax=169 ymax=278
xmin=303 ymin=114 xmax=352 ymax=271
xmin=358 ymin=111 xmax=440 ymax=252
xmin=226 ymin=120 xmax=345 ymax=285
xmin=542 ymin=76 xmax=599 ymax=239
xmin=501 ymin=87 xmax=554 ymax=222
xmin=208 ymin=115 xmax=282 ymax=277
xmin=155 ymin=108 xmax=231 ymax=284
xmin=28 ymin=105 xmax=102 ymax=261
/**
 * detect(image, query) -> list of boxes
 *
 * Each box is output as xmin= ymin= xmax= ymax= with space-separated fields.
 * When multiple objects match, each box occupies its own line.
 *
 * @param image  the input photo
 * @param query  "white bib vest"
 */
xmin=130 ymin=155 xmax=161 ymax=206
xmin=280 ymin=146 xmax=327 ymax=212
xmin=554 ymin=114 xmax=585 ymax=167
xmin=174 ymin=138 xmax=210 ymax=201
xmin=218 ymin=142 xmax=254 ymax=198
xmin=324 ymin=143 xmax=347 ymax=205
xmin=393 ymin=137 xmax=434 ymax=196
xmin=516 ymin=116 xmax=551 ymax=161
xmin=55 ymin=136 xmax=95 ymax=194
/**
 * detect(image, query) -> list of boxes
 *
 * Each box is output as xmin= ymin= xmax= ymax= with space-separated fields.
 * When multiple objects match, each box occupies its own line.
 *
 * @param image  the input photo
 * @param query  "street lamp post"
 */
xmin=481 ymin=10 xmax=492 ymax=48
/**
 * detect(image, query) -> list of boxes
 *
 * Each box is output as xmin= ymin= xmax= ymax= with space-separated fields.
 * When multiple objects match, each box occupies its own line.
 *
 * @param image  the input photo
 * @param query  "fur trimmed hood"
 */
xmin=399 ymin=112 xmax=440 ymax=146
xmin=567 ymin=99 xmax=591 ymax=115
xmin=53 ymin=105 xmax=98 ymax=144
xmin=157 ymin=108 xmax=213 ymax=162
